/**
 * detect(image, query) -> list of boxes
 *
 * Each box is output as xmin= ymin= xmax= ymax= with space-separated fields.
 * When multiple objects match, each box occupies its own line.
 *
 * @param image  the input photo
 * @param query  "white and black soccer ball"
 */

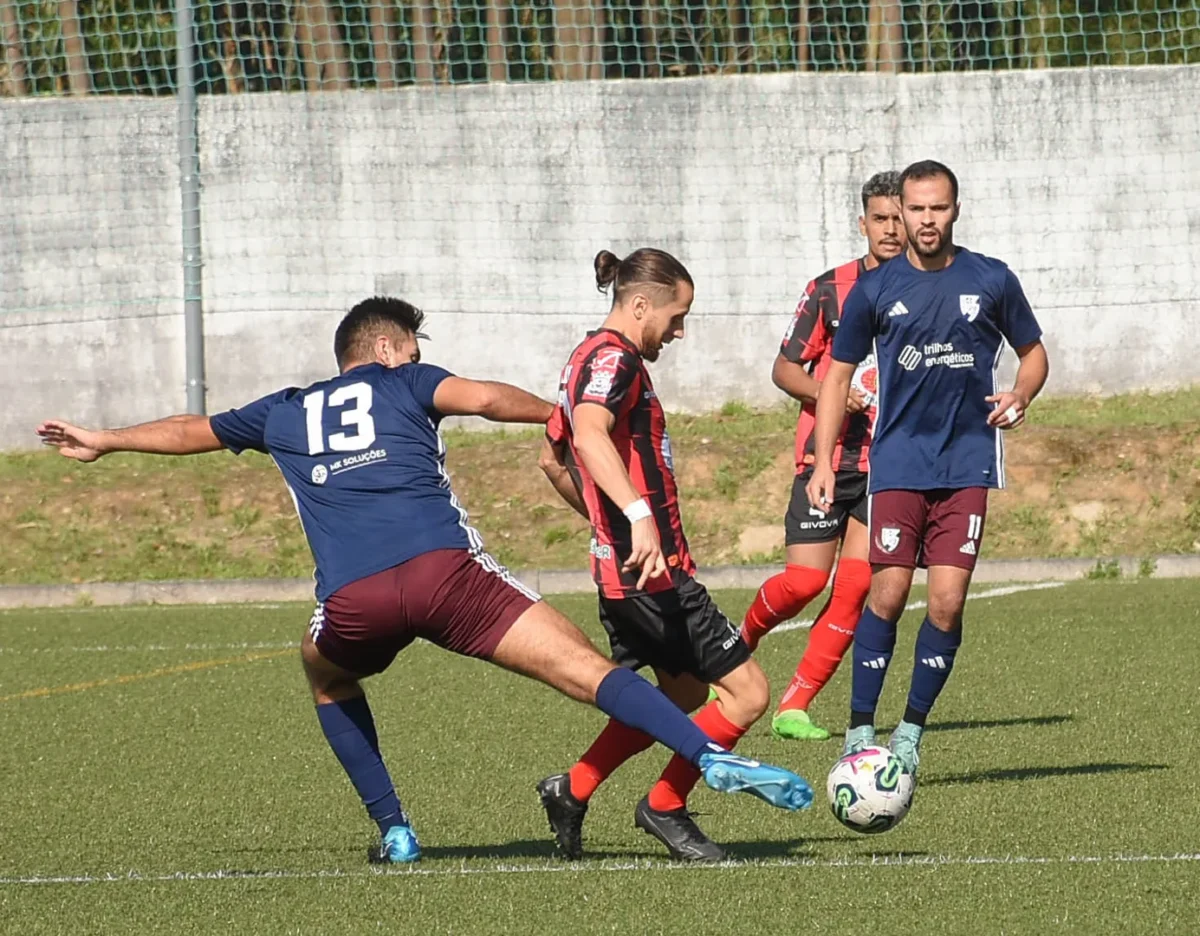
xmin=826 ymin=745 xmax=915 ymax=834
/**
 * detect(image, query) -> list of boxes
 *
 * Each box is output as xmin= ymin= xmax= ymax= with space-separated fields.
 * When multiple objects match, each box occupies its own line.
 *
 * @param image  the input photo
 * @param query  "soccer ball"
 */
xmin=826 ymin=745 xmax=915 ymax=834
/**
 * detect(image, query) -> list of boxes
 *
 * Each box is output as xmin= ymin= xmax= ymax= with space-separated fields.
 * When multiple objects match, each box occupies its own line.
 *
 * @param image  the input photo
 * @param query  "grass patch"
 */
xmin=2 ymin=388 xmax=1200 ymax=585
xmin=0 ymin=581 xmax=1197 ymax=933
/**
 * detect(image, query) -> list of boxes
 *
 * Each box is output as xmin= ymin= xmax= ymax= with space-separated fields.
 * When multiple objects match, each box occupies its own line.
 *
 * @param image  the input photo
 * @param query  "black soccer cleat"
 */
xmin=537 ymin=773 xmax=588 ymax=861
xmin=634 ymin=796 xmax=725 ymax=862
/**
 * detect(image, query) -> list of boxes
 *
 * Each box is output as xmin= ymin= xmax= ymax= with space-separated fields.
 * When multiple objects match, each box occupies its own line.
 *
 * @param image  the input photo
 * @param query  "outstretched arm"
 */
xmin=432 ymin=377 xmax=553 ymax=425
xmin=37 ymin=415 xmax=224 ymax=463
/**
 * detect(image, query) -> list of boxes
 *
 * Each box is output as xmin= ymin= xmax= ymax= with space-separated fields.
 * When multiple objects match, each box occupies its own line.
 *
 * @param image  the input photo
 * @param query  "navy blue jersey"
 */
xmin=832 ymin=247 xmax=1042 ymax=493
xmin=210 ymin=363 xmax=480 ymax=600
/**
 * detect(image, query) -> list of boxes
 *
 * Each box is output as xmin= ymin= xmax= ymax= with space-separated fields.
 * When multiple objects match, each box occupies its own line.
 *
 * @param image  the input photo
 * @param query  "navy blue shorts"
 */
xmin=309 ymin=549 xmax=539 ymax=675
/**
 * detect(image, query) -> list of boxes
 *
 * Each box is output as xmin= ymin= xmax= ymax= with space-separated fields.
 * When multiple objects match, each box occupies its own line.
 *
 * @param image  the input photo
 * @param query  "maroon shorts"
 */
xmin=868 ymin=488 xmax=989 ymax=571
xmin=310 ymin=549 xmax=539 ymax=676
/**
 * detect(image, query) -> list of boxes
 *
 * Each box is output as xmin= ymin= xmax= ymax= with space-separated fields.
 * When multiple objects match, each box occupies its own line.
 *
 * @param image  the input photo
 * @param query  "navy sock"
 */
xmin=850 ymin=606 xmax=898 ymax=722
xmin=316 ymin=697 xmax=405 ymax=836
xmin=595 ymin=667 xmax=721 ymax=767
xmin=906 ymin=616 xmax=962 ymax=726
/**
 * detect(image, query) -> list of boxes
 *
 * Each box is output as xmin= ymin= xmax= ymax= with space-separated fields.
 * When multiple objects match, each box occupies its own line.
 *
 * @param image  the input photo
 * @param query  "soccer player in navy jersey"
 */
xmin=806 ymin=161 xmax=1050 ymax=778
xmin=535 ymin=249 xmax=813 ymax=863
xmin=38 ymin=296 xmax=812 ymax=864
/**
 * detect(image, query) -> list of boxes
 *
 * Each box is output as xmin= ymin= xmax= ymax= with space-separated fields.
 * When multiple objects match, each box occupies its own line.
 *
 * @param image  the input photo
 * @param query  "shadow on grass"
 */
xmin=924 ymin=714 xmax=1074 ymax=733
xmin=421 ymin=836 xmax=843 ymax=863
xmin=824 ymin=714 xmax=1074 ymax=740
xmin=924 ymin=762 xmax=1169 ymax=787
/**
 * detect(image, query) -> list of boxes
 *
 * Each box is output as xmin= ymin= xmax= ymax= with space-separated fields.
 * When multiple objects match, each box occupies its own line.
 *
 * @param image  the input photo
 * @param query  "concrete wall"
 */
xmin=3 ymin=67 xmax=1199 ymax=448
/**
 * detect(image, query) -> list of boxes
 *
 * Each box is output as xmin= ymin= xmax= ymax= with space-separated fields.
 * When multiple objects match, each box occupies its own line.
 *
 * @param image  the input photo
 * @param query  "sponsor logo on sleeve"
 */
xmin=582 ymin=350 xmax=623 ymax=400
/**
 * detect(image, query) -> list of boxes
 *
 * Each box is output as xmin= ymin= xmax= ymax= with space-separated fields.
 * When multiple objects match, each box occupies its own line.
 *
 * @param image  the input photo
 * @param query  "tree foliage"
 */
xmin=1 ymin=0 xmax=1197 ymax=96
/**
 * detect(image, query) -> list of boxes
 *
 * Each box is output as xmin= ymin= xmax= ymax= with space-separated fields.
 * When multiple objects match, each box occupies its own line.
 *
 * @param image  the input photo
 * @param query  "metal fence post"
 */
xmin=176 ymin=0 xmax=206 ymax=414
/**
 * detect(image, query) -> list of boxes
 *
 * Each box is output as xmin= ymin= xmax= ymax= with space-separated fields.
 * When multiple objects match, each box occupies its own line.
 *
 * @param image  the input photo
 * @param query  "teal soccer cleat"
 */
xmin=697 ymin=751 xmax=814 ymax=811
xmin=842 ymin=724 xmax=877 ymax=758
xmin=889 ymin=720 xmax=923 ymax=779
xmin=370 ymin=823 xmax=422 ymax=864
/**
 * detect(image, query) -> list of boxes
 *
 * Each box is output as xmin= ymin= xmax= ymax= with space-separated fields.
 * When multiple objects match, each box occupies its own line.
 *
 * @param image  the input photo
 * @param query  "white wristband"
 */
xmin=623 ymin=498 xmax=652 ymax=523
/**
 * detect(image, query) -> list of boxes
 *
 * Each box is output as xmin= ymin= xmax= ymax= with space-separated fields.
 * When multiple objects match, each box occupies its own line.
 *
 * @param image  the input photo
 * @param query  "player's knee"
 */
xmin=782 ymin=564 xmax=830 ymax=601
xmin=868 ymin=586 xmax=906 ymax=622
xmin=832 ymin=561 xmax=872 ymax=606
xmin=926 ymin=590 xmax=965 ymax=631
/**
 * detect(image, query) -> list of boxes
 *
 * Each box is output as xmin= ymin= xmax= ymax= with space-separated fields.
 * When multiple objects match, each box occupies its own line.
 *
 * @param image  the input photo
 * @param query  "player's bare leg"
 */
xmin=890 ymin=564 xmax=971 ymax=776
xmin=492 ymin=600 xmax=812 ymax=793
xmin=300 ymin=628 xmax=420 ymax=864
xmin=773 ymin=522 xmax=871 ymax=741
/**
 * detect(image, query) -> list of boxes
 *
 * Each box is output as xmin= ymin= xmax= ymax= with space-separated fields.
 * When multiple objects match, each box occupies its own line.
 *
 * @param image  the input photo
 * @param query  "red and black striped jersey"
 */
xmin=546 ymin=329 xmax=695 ymax=599
xmin=780 ymin=257 xmax=877 ymax=475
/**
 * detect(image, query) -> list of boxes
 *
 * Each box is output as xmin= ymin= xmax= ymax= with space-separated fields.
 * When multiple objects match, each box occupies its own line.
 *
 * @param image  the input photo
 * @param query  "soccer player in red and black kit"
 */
xmin=741 ymin=171 xmax=906 ymax=743
xmin=809 ymin=160 xmax=1050 ymax=778
xmin=537 ymin=249 xmax=812 ymax=862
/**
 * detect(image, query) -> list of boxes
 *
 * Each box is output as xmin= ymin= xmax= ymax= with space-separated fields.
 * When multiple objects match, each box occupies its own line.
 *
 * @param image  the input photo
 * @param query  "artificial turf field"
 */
xmin=1 ymin=579 xmax=1197 ymax=934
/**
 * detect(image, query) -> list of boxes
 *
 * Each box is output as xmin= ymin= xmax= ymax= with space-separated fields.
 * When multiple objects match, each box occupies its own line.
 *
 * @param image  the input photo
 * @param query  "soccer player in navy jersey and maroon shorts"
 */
xmin=740 ymin=170 xmax=906 ymax=743
xmin=535 ymin=249 xmax=812 ymax=863
xmin=38 ymin=297 xmax=812 ymax=865
xmin=807 ymin=160 xmax=1050 ymax=779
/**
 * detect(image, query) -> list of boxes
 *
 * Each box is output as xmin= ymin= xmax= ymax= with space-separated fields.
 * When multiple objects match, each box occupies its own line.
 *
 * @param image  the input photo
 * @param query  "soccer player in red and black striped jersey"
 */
xmin=741 ymin=171 xmax=906 ymax=743
xmin=536 ymin=248 xmax=802 ymax=862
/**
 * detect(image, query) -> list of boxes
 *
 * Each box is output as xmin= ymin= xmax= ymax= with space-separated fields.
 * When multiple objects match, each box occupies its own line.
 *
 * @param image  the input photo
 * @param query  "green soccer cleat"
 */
xmin=889 ymin=720 xmax=923 ymax=778
xmin=842 ymin=724 xmax=877 ymax=758
xmin=771 ymin=709 xmax=831 ymax=741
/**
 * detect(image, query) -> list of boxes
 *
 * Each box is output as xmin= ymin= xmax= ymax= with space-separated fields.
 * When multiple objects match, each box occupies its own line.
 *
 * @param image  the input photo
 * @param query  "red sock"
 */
xmin=568 ymin=718 xmax=654 ymax=802
xmin=740 ymin=564 xmax=830 ymax=652
xmin=778 ymin=558 xmax=872 ymax=713
xmin=646 ymin=702 xmax=747 ymax=812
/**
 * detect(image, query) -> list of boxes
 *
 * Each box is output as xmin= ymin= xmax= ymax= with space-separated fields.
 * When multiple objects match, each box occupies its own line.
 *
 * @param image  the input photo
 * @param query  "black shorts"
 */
xmin=784 ymin=469 xmax=869 ymax=546
xmin=597 ymin=576 xmax=751 ymax=684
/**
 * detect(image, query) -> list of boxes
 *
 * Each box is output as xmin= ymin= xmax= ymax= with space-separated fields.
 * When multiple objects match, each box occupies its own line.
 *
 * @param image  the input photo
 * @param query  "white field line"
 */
xmin=0 ymin=641 xmax=297 ymax=655
xmin=1 ymin=851 xmax=1197 ymax=886
xmin=0 ymin=582 xmax=1065 ymax=654
xmin=770 ymin=581 xmax=1066 ymax=635
xmin=0 ymin=602 xmax=290 ymax=617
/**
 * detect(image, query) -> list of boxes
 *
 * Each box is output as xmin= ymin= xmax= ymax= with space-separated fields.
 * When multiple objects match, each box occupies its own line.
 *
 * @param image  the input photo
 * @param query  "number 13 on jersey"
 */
xmin=303 ymin=382 xmax=376 ymax=454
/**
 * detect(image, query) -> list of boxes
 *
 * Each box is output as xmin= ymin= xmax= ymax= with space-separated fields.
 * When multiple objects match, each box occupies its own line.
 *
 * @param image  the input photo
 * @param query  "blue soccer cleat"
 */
xmin=370 ymin=823 xmax=422 ymax=864
xmin=698 ymin=750 xmax=814 ymax=811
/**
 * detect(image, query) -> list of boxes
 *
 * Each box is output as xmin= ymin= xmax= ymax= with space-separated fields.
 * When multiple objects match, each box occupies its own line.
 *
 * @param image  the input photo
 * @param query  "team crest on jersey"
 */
xmin=959 ymin=295 xmax=981 ymax=322
xmin=311 ymin=464 xmax=328 ymax=485
xmin=878 ymin=527 xmax=901 ymax=553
